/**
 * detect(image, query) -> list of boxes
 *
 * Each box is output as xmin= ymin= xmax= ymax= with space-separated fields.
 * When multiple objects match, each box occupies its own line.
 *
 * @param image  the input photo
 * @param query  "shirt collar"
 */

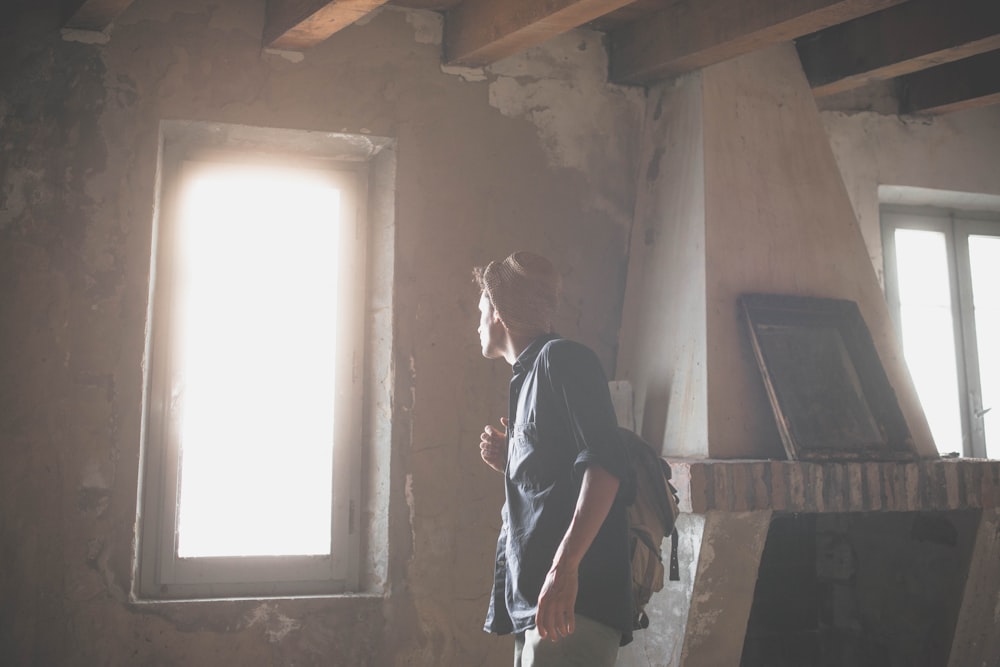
xmin=512 ymin=332 xmax=560 ymax=375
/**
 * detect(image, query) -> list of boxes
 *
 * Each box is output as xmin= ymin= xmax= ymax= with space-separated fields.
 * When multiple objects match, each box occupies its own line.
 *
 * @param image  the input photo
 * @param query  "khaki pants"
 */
xmin=513 ymin=615 xmax=620 ymax=667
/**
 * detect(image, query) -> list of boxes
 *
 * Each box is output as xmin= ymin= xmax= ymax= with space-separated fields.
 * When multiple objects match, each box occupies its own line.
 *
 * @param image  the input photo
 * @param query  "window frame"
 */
xmin=881 ymin=206 xmax=998 ymax=458
xmin=136 ymin=124 xmax=376 ymax=600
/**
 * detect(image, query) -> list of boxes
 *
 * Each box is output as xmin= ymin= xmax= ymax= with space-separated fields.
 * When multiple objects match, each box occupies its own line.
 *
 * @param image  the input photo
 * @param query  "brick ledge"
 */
xmin=667 ymin=459 xmax=1000 ymax=514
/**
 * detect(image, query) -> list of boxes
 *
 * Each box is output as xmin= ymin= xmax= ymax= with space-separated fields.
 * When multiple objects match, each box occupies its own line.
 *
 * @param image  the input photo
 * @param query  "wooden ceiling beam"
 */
xmin=900 ymin=49 xmax=1000 ymax=115
xmin=444 ymin=0 xmax=638 ymax=67
xmin=798 ymin=0 xmax=1000 ymax=98
xmin=264 ymin=0 xmax=391 ymax=50
xmin=609 ymin=0 xmax=908 ymax=85
xmin=62 ymin=0 xmax=136 ymax=31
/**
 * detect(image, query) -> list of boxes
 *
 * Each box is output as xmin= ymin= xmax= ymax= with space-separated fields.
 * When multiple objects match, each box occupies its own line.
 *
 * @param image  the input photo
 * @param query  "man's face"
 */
xmin=478 ymin=291 xmax=505 ymax=359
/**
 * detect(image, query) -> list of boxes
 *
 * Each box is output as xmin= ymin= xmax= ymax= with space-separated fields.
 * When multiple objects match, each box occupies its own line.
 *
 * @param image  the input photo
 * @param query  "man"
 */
xmin=474 ymin=251 xmax=633 ymax=666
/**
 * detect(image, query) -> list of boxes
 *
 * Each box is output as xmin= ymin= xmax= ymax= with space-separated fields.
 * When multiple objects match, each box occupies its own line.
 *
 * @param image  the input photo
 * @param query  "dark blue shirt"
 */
xmin=484 ymin=333 xmax=634 ymax=646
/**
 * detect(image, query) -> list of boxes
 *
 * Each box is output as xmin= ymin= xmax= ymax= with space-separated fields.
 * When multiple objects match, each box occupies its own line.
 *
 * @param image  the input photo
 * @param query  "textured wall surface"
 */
xmin=4 ymin=1 xmax=999 ymax=665
xmin=615 ymin=74 xmax=708 ymax=460
xmin=821 ymin=105 xmax=1000 ymax=283
xmin=0 ymin=2 xmax=642 ymax=665
xmin=616 ymin=44 xmax=937 ymax=461
xmin=612 ymin=45 xmax=1000 ymax=667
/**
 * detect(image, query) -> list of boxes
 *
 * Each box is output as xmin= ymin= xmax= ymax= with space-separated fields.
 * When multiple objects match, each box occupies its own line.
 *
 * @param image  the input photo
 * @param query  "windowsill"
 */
xmin=128 ymin=589 xmax=389 ymax=605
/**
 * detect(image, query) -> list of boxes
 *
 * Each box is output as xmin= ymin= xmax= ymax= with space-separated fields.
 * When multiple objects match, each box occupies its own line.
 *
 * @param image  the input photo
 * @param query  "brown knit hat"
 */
xmin=475 ymin=251 xmax=561 ymax=335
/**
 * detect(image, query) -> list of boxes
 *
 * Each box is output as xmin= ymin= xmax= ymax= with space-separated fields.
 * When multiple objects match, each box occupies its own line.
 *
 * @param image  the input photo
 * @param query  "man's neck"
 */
xmin=503 ymin=330 xmax=545 ymax=366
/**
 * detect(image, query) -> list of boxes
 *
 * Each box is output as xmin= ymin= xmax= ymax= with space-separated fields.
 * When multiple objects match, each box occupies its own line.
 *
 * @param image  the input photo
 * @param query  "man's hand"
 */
xmin=479 ymin=417 xmax=508 ymax=473
xmin=535 ymin=563 xmax=579 ymax=641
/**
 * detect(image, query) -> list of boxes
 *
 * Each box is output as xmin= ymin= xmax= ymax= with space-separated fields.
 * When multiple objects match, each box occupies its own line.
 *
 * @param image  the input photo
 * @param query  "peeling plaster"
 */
xmin=262 ymin=48 xmax=305 ymax=64
xmin=61 ymin=29 xmax=111 ymax=45
xmin=407 ymin=353 xmax=416 ymax=414
xmin=0 ymin=169 xmax=32 ymax=231
xmin=440 ymin=64 xmax=488 ymax=83
xmin=243 ymin=603 xmax=302 ymax=643
xmin=402 ymin=8 xmax=443 ymax=45
xmin=88 ymin=535 xmax=128 ymax=602
xmin=405 ymin=472 xmax=417 ymax=550
xmin=486 ymin=31 xmax=644 ymax=174
xmin=79 ymin=459 xmax=112 ymax=487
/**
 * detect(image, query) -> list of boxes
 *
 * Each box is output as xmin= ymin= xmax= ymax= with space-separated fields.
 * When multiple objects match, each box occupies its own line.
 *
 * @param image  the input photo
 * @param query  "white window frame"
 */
xmin=135 ymin=122 xmax=388 ymax=600
xmin=881 ymin=205 xmax=1000 ymax=458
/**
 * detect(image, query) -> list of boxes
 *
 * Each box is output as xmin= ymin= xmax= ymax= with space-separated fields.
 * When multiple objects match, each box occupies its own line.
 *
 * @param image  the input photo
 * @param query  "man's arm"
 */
xmin=535 ymin=464 xmax=620 ymax=641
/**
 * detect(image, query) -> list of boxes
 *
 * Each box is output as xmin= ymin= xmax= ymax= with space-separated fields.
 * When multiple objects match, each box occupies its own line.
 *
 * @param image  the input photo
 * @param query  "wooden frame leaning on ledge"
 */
xmin=739 ymin=293 xmax=917 ymax=462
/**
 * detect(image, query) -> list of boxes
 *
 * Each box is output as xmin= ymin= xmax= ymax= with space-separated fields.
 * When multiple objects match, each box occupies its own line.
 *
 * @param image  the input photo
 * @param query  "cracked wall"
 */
xmin=0 ymin=2 xmax=642 ymax=665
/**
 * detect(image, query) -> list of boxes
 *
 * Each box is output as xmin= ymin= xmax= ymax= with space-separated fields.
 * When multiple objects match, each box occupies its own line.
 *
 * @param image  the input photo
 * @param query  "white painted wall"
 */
xmin=617 ymin=43 xmax=936 ymax=462
xmin=821 ymin=106 xmax=1000 ymax=284
xmin=616 ymin=74 xmax=709 ymax=459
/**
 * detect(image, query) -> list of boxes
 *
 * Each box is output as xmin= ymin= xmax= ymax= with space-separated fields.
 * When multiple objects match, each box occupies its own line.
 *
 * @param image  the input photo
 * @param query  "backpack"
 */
xmin=620 ymin=427 xmax=681 ymax=631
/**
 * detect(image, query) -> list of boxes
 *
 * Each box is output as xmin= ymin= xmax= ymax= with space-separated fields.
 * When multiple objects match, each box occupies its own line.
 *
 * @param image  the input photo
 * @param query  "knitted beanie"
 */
xmin=481 ymin=251 xmax=561 ymax=335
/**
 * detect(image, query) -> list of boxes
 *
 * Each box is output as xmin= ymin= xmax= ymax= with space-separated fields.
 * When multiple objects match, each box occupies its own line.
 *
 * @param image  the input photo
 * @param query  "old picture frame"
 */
xmin=739 ymin=293 xmax=916 ymax=462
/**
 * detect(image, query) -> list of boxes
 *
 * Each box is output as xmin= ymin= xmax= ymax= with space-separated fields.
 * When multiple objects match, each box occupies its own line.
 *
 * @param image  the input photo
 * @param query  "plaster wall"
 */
xmin=820 ymin=106 xmax=1000 ymax=283
xmin=616 ymin=74 xmax=708 ymax=459
xmin=700 ymin=44 xmax=933 ymax=460
xmin=0 ymin=2 xmax=643 ymax=665
xmin=617 ymin=43 xmax=936 ymax=461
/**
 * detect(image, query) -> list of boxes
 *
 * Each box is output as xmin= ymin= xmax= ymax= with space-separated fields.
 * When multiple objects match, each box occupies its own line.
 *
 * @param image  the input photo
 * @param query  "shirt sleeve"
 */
xmin=540 ymin=340 xmax=628 ymax=482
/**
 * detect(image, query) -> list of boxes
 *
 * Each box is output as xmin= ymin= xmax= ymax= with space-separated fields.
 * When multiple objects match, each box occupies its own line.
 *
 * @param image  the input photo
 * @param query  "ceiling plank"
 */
xmin=264 ymin=0 xmax=391 ymax=50
xmin=62 ymin=0 xmax=136 ymax=31
xmin=444 ymin=0 xmax=638 ymax=67
xmin=586 ymin=0 xmax=675 ymax=32
xmin=900 ymin=49 xmax=1000 ymax=115
xmin=798 ymin=0 xmax=1000 ymax=98
xmin=390 ymin=0 xmax=463 ymax=8
xmin=609 ymin=0 xmax=908 ymax=85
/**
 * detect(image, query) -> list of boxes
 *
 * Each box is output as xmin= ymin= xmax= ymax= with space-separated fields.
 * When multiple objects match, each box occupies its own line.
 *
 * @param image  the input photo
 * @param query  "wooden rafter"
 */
xmin=391 ymin=0 xmax=463 ymax=8
xmin=798 ymin=0 xmax=1000 ymax=98
xmin=62 ymin=0 xmax=136 ymax=31
xmin=444 ymin=0 xmax=638 ymax=67
xmin=900 ymin=49 xmax=1000 ymax=115
xmin=609 ymin=0 xmax=908 ymax=85
xmin=264 ymin=0 xmax=391 ymax=50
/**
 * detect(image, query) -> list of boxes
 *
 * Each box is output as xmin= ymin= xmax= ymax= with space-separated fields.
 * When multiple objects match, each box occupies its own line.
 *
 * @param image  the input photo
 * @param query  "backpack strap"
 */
xmin=668 ymin=527 xmax=680 ymax=581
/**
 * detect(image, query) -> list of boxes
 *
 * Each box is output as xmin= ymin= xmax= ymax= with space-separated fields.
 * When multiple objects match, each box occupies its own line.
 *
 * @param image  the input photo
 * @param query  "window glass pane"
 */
xmin=969 ymin=235 xmax=1000 ymax=458
xmin=894 ymin=228 xmax=963 ymax=454
xmin=174 ymin=164 xmax=341 ymax=558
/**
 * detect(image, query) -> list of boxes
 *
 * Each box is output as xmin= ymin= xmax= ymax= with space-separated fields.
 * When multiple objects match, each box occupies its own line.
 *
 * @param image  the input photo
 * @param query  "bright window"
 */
xmin=174 ymin=163 xmax=344 ymax=559
xmin=137 ymin=124 xmax=379 ymax=599
xmin=882 ymin=208 xmax=1000 ymax=458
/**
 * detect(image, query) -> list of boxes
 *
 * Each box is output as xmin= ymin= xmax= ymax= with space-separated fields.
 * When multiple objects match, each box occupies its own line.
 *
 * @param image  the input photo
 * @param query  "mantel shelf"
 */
xmin=668 ymin=458 xmax=1000 ymax=514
